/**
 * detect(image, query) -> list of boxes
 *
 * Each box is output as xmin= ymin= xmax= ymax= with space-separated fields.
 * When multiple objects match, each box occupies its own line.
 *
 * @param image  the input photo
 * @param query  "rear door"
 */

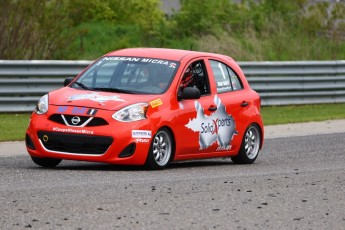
xmin=205 ymin=59 xmax=250 ymax=152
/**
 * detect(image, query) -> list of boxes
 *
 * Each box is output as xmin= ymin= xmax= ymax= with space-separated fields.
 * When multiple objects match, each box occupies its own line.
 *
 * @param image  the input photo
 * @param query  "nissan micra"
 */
xmin=26 ymin=48 xmax=264 ymax=169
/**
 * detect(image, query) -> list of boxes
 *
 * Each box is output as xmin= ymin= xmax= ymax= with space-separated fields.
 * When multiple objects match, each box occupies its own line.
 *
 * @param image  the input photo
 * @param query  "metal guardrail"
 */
xmin=1 ymin=60 xmax=345 ymax=112
xmin=242 ymin=61 xmax=345 ymax=105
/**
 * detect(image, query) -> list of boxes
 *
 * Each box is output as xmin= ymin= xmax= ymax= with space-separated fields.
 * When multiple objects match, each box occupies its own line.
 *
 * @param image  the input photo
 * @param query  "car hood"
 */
xmin=49 ymin=87 xmax=160 ymax=111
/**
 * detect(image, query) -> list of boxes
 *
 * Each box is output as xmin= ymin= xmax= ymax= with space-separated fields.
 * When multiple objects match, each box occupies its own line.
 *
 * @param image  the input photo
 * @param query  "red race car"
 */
xmin=26 ymin=48 xmax=264 ymax=169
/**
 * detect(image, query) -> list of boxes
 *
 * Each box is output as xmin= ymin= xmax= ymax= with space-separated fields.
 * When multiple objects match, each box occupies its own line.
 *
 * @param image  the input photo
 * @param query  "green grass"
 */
xmin=0 ymin=113 xmax=31 ymax=142
xmin=1 ymin=103 xmax=345 ymax=141
xmin=261 ymin=103 xmax=345 ymax=125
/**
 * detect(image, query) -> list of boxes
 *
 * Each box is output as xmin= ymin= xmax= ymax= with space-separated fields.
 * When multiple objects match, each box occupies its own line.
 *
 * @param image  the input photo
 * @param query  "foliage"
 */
xmin=172 ymin=0 xmax=230 ymax=36
xmin=67 ymin=0 xmax=116 ymax=25
xmin=60 ymin=23 xmax=143 ymax=60
xmin=0 ymin=0 xmax=345 ymax=60
xmin=56 ymin=0 xmax=165 ymax=59
xmin=0 ymin=0 xmax=74 ymax=59
xmin=190 ymin=0 xmax=345 ymax=60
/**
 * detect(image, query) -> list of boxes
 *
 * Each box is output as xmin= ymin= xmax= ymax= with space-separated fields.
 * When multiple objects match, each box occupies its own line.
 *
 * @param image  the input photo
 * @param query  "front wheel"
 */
xmin=231 ymin=124 xmax=261 ymax=164
xmin=145 ymin=128 xmax=173 ymax=170
xmin=31 ymin=156 xmax=62 ymax=168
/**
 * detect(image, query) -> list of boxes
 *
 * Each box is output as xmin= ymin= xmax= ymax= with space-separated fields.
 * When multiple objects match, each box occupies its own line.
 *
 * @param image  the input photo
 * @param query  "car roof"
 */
xmin=105 ymin=48 xmax=234 ymax=62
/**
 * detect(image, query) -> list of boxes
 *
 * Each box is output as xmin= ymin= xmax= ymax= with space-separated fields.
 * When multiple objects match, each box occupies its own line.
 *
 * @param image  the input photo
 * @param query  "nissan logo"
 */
xmin=71 ymin=116 xmax=81 ymax=125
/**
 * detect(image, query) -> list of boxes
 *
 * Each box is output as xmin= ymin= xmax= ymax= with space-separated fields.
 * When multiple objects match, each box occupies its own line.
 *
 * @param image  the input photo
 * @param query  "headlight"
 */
xmin=35 ymin=94 xmax=49 ymax=114
xmin=112 ymin=103 xmax=149 ymax=122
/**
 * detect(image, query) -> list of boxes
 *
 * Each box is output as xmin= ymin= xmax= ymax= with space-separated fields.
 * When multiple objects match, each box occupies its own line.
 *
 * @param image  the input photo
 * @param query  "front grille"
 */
xmin=49 ymin=114 xmax=108 ymax=127
xmin=49 ymin=114 xmax=65 ymax=124
xmin=87 ymin=117 xmax=109 ymax=127
xmin=38 ymin=131 xmax=113 ymax=155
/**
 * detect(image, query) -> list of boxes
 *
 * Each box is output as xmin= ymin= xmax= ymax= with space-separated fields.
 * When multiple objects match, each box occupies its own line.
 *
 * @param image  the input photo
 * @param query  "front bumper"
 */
xmin=26 ymin=107 xmax=153 ymax=165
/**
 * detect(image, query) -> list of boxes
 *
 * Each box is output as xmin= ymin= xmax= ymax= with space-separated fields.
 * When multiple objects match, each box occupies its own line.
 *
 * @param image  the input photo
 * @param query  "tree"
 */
xmin=0 ymin=0 xmax=73 ymax=59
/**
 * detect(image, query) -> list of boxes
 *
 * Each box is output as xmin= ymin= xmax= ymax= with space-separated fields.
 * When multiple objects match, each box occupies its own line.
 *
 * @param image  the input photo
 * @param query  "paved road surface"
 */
xmin=0 ymin=120 xmax=344 ymax=229
xmin=2 ymin=119 xmax=345 ymax=157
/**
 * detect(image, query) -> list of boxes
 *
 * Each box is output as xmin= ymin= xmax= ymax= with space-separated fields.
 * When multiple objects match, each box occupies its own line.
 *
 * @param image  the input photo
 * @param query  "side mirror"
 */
xmin=178 ymin=87 xmax=201 ymax=100
xmin=64 ymin=77 xmax=75 ymax=87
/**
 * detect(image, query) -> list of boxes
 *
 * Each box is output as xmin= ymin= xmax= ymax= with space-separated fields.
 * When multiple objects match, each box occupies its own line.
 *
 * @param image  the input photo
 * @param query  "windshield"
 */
xmin=71 ymin=56 xmax=179 ymax=94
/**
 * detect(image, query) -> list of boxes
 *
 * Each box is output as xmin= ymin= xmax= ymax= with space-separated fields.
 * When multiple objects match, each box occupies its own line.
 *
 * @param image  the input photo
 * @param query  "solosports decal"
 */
xmin=185 ymin=95 xmax=238 ymax=150
xmin=67 ymin=92 xmax=124 ymax=104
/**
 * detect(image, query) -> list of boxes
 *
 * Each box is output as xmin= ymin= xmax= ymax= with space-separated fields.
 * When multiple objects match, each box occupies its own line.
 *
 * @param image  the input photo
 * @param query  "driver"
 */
xmin=180 ymin=65 xmax=196 ymax=89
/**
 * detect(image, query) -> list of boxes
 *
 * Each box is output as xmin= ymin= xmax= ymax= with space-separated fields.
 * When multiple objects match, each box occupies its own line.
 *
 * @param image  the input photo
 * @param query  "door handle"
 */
xmin=208 ymin=106 xmax=217 ymax=111
xmin=241 ymin=101 xmax=249 ymax=107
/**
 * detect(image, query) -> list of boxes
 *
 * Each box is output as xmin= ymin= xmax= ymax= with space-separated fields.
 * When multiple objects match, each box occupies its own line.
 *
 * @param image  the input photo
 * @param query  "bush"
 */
xmin=0 ymin=0 xmax=73 ymax=59
xmin=1 ymin=0 xmax=345 ymax=61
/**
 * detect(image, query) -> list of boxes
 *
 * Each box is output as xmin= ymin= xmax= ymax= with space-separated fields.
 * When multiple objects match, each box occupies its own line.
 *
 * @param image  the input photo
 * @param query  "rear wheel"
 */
xmin=231 ymin=124 xmax=261 ymax=164
xmin=31 ymin=156 xmax=62 ymax=168
xmin=145 ymin=128 xmax=173 ymax=170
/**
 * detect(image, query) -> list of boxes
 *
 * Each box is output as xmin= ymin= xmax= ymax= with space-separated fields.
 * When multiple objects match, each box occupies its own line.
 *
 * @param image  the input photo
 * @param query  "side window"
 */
xmin=227 ymin=67 xmax=243 ymax=90
xmin=180 ymin=60 xmax=210 ymax=95
xmin=210 ymin=60 xmax=232 ymax=93
xmin=209 ymin=60 xmax=243 ymax=93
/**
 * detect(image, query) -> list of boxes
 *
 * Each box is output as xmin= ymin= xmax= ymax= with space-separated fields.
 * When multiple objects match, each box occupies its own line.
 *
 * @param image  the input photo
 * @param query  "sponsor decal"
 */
xmin=102 ymin=57 xmax=177 ymax=69
xmin=53 ymin=127 xmax=94 ymax=135
xmin=57 ymin=106 xmax=68 ymax=113
xmin=217 ymin=80 xmax=230 ymax=87
xmin=216 ymin=146 xmax=231 ymax=151
xmin=67 ymin=92 xmax=124 ymax=104
xmin=56 ymin=106 xmax=99 ymax=116
xmin=150 ymin=99 xmax=163 ymax=108
xmin=141 ymin=58 xmax=170 ymax=65
xmin=185 ymin=95 xmax=238 ymax=150
xmin=103 ymin=57 xmax=141 ymax=62
xmin=132 ymin=130 xmax=152 ymax=139
xmin=169 ymin=63 xmax=177 ymax=69
xmin=87 ymin=108 xmax=98 ymax=116
xmin=136 ymin=138 xmax=150 ymax=143
xmin=71 ymin=107 xmax=87 ymax=115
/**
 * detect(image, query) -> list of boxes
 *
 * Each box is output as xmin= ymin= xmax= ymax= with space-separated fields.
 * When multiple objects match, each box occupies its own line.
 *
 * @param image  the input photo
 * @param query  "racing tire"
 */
xmin=145 ymin=128 xmax=173 ymax=170
xmin=31 ymin=156 xmax=62 ymax=168
xmin=231 ymin=124 xmax=261 ymax=164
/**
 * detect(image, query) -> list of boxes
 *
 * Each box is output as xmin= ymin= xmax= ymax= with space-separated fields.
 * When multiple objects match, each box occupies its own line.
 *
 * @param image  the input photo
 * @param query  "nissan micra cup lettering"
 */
xmin=26 ymin=48 xmax=264 ymax=169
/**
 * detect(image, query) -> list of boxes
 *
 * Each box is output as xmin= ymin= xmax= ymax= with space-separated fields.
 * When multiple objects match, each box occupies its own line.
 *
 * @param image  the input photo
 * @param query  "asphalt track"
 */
xmin=0 ymin=120 xmax=344 ymax=229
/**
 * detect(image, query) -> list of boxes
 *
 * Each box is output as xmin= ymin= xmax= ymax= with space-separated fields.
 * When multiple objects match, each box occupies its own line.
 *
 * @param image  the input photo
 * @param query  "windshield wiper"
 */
xmin=92 ymin=87 xmax=134 ymax=94
xmin=73 ymin=81 xmax=91 ymax=90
